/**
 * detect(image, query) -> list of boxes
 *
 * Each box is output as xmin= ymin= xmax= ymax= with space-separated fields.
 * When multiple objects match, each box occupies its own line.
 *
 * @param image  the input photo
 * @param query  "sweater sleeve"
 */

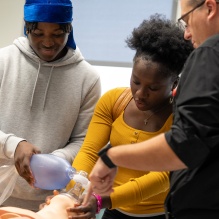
xmin=0 ymin=48 xmax=26 ymax=159
xmin=110 ymin=171 xmax=169 ymax=209
xmin=0 ymin=130 xmax=26 ymax=159
xmin=66 ymin=87 xmax=128 ymax=189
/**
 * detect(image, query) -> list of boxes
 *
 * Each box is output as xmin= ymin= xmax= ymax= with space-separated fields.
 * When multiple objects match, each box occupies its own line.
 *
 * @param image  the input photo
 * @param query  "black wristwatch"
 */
xmin=98 ymin=144 xmax=116 ymax=168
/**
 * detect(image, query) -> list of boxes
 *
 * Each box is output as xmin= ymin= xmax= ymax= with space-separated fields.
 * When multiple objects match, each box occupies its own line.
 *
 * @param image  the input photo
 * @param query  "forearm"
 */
xmin=107 ymin=133 xmax=187 ymax=171
xmin=72 ymin=123 xmax=111 ymax=173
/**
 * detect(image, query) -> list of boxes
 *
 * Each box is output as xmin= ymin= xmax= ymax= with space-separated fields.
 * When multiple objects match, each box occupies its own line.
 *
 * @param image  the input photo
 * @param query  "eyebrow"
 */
xmin=34 ymin=28 xmax=64 ymax=32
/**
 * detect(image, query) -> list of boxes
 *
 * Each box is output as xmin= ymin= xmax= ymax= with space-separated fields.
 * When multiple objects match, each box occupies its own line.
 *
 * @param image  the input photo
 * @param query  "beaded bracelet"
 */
xmin=91 ymin=193 xmax=102 ymax=214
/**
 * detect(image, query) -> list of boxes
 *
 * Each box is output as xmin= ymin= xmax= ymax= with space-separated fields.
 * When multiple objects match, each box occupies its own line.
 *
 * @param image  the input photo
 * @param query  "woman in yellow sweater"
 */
xmin=67 ymin=14 xmax=193 ymax=219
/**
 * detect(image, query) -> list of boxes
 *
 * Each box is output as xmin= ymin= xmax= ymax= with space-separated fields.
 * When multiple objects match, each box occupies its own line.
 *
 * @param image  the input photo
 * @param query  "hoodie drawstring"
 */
xmin=30 ymin=62 xmax=54 ymax=110
xmin=43 ymin=66 xmax=54 ymax=110
xmin=30 ymin=62 xmax=41 ymax=108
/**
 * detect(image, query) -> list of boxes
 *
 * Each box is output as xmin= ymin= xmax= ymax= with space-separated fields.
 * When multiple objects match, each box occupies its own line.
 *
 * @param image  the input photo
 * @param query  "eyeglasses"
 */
xmin=177 ymin=0 xmax=205 ymax=30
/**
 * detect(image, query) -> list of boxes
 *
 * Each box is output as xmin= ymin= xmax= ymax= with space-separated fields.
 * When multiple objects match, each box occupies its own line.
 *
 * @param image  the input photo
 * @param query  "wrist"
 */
xmin=101 ymin=196 xmax=112 ymax=209
xmin=98 ymin=144 xmax=116 ymax=168
xmin=91 ymin=193 xmax=102 ymax=214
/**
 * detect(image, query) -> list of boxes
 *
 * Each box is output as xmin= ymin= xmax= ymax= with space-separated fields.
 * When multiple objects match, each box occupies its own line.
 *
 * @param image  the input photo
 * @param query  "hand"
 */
xmin=89 ymin=158 xmax=117 ymax=195
xmin=66 ymin=194 xmax=97 ymax=219
xmin=14 ymin=141 xmax=41 ymax=186
xmin=83 ymin=158 xmax=117 ymax=206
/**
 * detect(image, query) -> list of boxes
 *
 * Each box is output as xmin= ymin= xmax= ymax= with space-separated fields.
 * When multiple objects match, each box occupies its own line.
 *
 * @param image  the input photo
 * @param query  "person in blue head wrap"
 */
xmin=24 ymin=0 xmax=76 ymax=51
xmin=0 ymin=0 xmax=101 ymax=211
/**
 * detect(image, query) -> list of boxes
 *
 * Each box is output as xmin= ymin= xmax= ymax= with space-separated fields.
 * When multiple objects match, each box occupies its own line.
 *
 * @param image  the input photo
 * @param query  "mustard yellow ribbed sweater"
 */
xmin=69 ymin=87 xmax=172 ymax=215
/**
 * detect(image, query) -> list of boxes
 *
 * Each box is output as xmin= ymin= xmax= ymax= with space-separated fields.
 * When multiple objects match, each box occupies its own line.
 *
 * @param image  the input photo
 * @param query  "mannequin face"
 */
xmin=28 ymin=22 xmax=69 ymax=62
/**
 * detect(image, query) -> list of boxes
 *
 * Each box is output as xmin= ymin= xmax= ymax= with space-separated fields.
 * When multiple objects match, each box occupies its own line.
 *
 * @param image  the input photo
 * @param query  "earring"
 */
xmin=172 ymin=88 xmax=177 ymax=97
xmin=169 ymin=88 xmax=177 ymax=104
xmin=169 ymin=96 xmax=173 ymax=104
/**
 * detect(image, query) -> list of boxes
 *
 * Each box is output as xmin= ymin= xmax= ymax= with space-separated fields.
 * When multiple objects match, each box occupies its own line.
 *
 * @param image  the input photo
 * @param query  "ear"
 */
xmin=205 ymin=0 xmax=218 ymax=19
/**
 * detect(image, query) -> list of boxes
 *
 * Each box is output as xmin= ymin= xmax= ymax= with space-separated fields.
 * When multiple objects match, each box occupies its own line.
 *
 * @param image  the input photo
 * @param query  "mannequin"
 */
xmin=0 ymin=193 xmax=77 ymax=219
xmin=0 ymin=170 xmax=88 ymax=219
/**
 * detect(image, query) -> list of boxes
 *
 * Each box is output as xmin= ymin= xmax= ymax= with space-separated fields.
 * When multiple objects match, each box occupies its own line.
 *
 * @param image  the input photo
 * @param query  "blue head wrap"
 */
xmin=24 ymin=0 xmax=76 ymax=49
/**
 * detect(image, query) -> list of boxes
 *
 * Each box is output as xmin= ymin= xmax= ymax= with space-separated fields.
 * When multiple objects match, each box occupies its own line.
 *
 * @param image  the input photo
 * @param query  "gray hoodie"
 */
xmin=0 ymin=37 xmax=101 ymax=210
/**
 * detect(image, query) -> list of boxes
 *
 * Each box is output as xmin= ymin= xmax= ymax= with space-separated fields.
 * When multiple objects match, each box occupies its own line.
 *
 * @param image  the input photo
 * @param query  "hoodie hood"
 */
xmin=13 ymin=37 xmax=84 ymax=109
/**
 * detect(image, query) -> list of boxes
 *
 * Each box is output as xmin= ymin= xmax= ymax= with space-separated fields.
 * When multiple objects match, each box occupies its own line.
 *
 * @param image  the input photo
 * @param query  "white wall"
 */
xmin=0 ymin=0 xmax=25 ymax=48
xmin=176 ymin=0 xmax=181 ymax=19
xmin=94 ymin=66 xmax=132 ymax=95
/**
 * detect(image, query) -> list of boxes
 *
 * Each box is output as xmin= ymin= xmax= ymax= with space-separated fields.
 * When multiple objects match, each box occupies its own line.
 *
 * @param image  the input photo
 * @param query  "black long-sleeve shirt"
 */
xmin=165 ymin=34 xmax=219 ymax=219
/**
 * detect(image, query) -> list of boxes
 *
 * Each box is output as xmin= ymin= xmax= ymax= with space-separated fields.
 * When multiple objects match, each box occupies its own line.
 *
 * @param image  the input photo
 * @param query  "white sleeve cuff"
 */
xmin=4 ymin=135 xmax=26 ymax=159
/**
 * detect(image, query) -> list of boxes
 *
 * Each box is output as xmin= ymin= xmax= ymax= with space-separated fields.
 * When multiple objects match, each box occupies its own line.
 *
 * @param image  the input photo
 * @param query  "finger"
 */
xmin=73 ymin=203 xmax=80 ymax=207
xmin=68 ymin=211 xmax=96 ymax=219
xmin=53 ymin=190 xmax=60 ymax=196
xmin=91 ymin=181 xmax=114 ymax=195
xmin=34 ymin=148 xmax=41 ymax=154
xmin=66 ymin=206 xmax=85 ymax=213
xmin=45 ymin=195 xmax=55 ymax=205
xmin=46 ymin=199 xmax=51 ymax=205
xmin=72 ymin=197 xmax=82 ymax=207
xmin=39 ymin=202 xmax=47 ymax=210
xmin=25 ymin=168 xmax=35 ymax=185
xmin=21 ymin=160 xmax=34 ymax=182
xmin=19 ymin=168 xmax=34 ymax=186
xmin=82 ymin=185 xmax=93 ymax=206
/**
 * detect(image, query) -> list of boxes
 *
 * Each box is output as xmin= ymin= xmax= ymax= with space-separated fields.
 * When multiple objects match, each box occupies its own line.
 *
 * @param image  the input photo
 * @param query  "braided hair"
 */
xmin=25 ymin=22 xmax=72 ymax=34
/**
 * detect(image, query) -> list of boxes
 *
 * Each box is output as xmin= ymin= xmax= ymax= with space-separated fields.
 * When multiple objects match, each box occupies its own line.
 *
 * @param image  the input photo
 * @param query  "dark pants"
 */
xmin=102 ymin=209 xmax=166 ymax=219
xmin=165 ymin=209 xmax=219 ymax=219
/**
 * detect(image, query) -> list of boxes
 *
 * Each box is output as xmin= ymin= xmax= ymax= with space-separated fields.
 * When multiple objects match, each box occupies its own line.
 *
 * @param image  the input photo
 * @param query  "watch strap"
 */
xmin=98 ymin=144 xmax=116 ymax=168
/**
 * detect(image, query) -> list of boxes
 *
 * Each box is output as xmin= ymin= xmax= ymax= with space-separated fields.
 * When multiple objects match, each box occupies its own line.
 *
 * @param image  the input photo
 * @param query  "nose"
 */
xmin=184 ymin=28 xmax=192 ymax=41
xmin=42 ymin=37 xmax=55 ymax=48
xmin=136 ymin=87 xmax=149 ymax=99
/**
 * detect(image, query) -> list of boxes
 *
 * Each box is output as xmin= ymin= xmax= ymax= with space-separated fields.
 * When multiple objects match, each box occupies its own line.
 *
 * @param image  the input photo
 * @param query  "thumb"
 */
xmin=53 ymin=190 xmax=60 ymax=196
xmin=82 ymin=185 xmax=93 ymax=205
